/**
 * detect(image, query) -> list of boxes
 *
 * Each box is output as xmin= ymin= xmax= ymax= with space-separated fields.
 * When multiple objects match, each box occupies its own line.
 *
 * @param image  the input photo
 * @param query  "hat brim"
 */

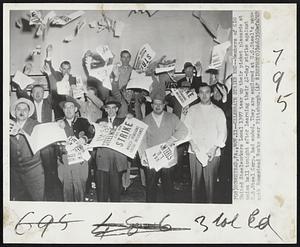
xmin=59 ymin=97 xmax=81 ymax=110
xmin=182 ymin=66 xmax=196 ymax=73
xmin=10 ymin=98 xmax=35 ymax=119
xmin=104 ymin=101 xmax=121 ymax=108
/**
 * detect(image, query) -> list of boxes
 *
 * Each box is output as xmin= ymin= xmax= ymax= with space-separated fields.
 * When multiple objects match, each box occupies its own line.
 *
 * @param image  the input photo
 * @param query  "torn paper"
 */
xmin=24 ymin=122 xmax=67 ymax=154
xmin=133 ymin=43 xmax=156 ymax=72
xmin=51 ymin=10 xmax=85 ymax=26
xmin=63 ymin=19 xmax=86 ymax=42
xmin=12 ymin=71 xmax=35 ymax=90
xmin=207 ymin=41 xmax=231 ymax=70
xmin=56 ymin=77 xmax=71 ymax=95
xmin=126 ymin=70 xmax=153 ymax=92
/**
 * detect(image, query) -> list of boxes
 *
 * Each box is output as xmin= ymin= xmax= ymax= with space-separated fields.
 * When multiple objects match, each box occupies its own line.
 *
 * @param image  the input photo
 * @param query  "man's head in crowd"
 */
xmin=183 ymin=62 xmax=195 ymax=78
xmin=198 ymin=83 xmax=213 ymax=105
xmin=60 ymin=61 xmax=71 ymax=76
xmin=120 ymin=50 xmax=131 ymax=67
xmin=104 ymin=97 xmax=120 ymax=118
xmin=60 ymin=97 xmax=80 ymax=120
xmin=63 ymin=102 xmax=77 ymax=120
xmin=15 ymin=103 xmax=30 ymax=122
xmin=12 ymin=98 xmax=35 ymax=123
xmin=151 ymin=92 xmax=166 ymax=116
xmin=86 ymin=86 xmax=97 ymax=97
xmin=105 ymin=103 xmax=118 ymax=118
xmin=31 ymin=85 xmax=44 ymax=103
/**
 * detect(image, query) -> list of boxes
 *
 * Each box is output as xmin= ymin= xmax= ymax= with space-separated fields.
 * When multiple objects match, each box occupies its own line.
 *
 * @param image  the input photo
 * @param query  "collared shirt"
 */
xmin=34 ymin=100 xmax=43 ymax=123
xmin=107 ymin=116 xmax=116 ymax=128
xmin=151 ymin=111 xmax=164 ymax=128
xmin=66 ymin=117 xmax=75 ymax=127
xmin=16 ymin=120 xmax=26 ymax=140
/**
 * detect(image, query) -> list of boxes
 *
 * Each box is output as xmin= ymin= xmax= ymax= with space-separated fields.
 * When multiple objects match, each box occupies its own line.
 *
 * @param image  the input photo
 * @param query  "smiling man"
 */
xmin=94 ymin=96 xmax=128 ymax=202
xmin=56 ymin=96 xmax=95 ymax=202
xmin=10 ymin=98 xmax=45 ymax=201
xmin=139 ymin=89 xmax=188 ymax=203
xmin=183 ymin=82 xmax=227 ymax=203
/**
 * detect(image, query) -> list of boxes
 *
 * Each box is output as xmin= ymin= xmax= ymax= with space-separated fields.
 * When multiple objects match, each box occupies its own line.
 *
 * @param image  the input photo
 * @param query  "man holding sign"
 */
xmin=94 ymin=96 xmax=128 ymax=202
xmin=56 ymin=96 xmax=95 ymax=202
xmin=139 ymin=90 xmax=188 ymax=203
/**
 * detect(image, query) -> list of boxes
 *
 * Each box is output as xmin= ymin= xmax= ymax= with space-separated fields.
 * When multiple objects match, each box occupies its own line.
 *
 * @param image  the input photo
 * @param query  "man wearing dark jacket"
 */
xmin=94 ymin=96 xmax=128 ymax=202
xmin=10 ymin=98 xmax=45 ymax=201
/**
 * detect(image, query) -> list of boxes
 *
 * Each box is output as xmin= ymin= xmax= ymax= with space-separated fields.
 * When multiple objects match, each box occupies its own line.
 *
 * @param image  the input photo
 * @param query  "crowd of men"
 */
xmin=9 ymin=45 xmax=232 ymax=203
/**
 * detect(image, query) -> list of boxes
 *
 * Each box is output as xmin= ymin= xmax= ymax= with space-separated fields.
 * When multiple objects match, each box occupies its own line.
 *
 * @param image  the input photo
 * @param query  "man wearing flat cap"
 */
xmin=139 ymin=88 xmax=188 ymax=203
xmin=56 ymin=96 xmax=95 ymax=202
xmin=10 ymin=98 xmax=45 ymax=201
xmin=94 ymin=96 xmax=128 ymax=202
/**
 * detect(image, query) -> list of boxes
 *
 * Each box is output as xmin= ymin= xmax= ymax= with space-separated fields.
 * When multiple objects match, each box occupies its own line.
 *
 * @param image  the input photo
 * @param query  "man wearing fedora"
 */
xmin=139 ymin=88 xmax=188 ymax=203
xmin=10 ymin=98 xmax=45 ymax=201
xmin=56 ymin=96 xmax=95 ymax=202
xmin=94 ymin=96 xmax=128 ymax=202
xmin=166 ymin=61 xmax=203 ymax=190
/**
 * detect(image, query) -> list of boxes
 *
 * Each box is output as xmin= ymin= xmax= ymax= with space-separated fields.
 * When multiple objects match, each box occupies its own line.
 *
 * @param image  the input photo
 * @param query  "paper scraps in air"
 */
xmin=155 ymin=59 xmax=176 ymax=74
xmin=128 ymin=10 xmax=159 ymax=17
xmin=126 ymin=70 xmax=153 ymax=92
xmin=12 ymin=71 xmax=35 ymax=90
xmin=51 ymin=10 xmax=85 ymax=26
xmin=207 ymin=41 xmax=231 ymax=71
xmin=89 ymin=12 xmax=125 ymax=38
xmin=214 ymin=24 xmax=231 ymax=44
xmin=192 ymin=11 xmax=217 ymax=40
xmin=63 ymin=19 xmax=86 ymax=43
xmin=133 ymin=43 xmax=156 ymax=72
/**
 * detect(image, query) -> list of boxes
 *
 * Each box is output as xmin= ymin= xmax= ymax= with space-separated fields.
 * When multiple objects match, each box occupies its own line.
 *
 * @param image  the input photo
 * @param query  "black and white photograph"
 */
xmin=3 ymin=3 xmax=297 ymax=244
xmin=8 ymin=9 xmax=232 ymax=204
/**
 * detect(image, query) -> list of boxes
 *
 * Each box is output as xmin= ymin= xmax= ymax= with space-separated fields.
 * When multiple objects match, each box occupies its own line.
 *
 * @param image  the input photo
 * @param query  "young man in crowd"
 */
xmin=10 ymin=98 xmax=45 ymax=201
xmin=111 ymin=50 xmax=143 ymax=191
xmin=183 ymin=82 xmax=227 ymax=203
xmin=139 ymin=89 xmax=188 ymax=203
xmin=165 ymin=61 xmax=202 ymax=191
xmin=94 ymin=96 xmax=128 ymax=202
xmin=57 ymin=96 xmax=95 ymax=202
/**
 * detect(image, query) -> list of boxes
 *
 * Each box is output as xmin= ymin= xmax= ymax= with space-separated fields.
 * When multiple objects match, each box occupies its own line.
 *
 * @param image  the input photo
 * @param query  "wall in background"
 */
xmin=10 ymin=10 xmax=232 ymax=84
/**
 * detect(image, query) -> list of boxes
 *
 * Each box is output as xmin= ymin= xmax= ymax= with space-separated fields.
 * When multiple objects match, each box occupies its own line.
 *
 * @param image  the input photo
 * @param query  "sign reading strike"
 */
xmin=145 ymin=143 xmax=177 ymax=171
xmin=89 ymin=118 xmax=148 ymax=159
xmin=171 ymin=88 xmax=198 ymax=108
xmin=133 ymin=43 xmax=156 ymax=72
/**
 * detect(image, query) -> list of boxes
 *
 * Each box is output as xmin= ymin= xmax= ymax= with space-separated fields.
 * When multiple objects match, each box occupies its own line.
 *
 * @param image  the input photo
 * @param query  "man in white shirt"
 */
xmin=184 ymin=82 xmax=227 ymax=203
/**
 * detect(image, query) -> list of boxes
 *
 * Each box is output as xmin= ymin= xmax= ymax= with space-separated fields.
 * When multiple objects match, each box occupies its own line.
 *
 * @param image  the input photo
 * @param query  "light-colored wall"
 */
xmin=10 ymin=10 xmax=232 ymax=84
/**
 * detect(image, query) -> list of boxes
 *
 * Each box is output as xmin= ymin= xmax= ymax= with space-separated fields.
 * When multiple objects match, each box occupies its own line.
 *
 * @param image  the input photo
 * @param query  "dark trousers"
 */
xmin=189 ymin=154 xmax=220 ymax=203
xmin=145 ymin=167 xmax=174 ymax=203
xmin=95 ymin=163 xmax=122 ymax=202
xmin=10 ymin=164 xmax=45 ymax=201
xmin=40 ymin=145 xmax=63 ymax=201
